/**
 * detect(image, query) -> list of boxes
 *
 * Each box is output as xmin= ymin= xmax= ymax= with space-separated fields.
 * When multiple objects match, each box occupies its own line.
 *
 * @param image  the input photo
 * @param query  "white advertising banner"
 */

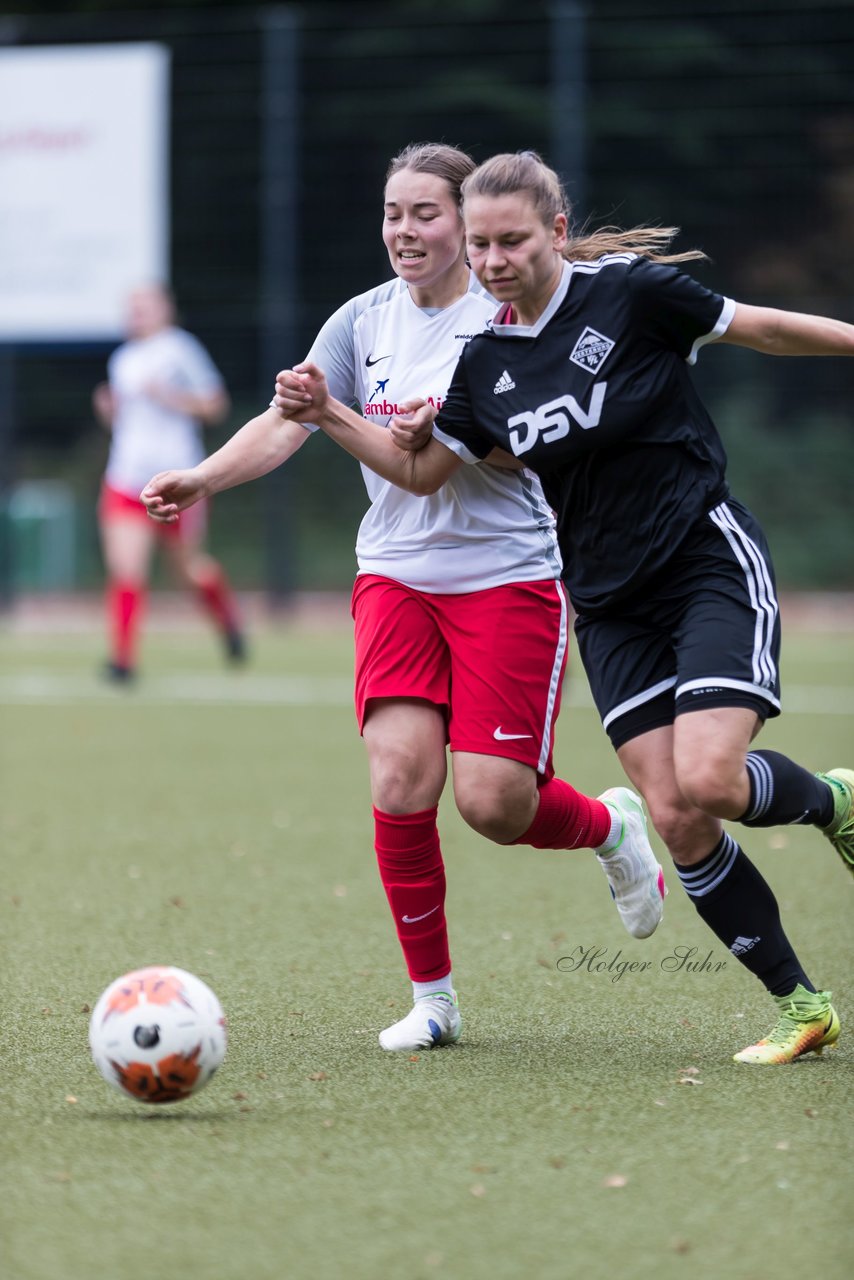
xmin=0 ymin=43 xmax=170 ymax=342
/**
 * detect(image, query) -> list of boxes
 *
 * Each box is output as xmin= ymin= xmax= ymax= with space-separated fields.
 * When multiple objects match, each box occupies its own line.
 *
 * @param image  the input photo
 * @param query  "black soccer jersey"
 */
xmin=432 ymin=256 xmax=737 ymax=614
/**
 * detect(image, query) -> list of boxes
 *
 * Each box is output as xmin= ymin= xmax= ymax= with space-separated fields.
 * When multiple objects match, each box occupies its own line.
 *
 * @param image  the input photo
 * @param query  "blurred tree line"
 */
xmin=4 ymin=0 xmax=853 ymax=592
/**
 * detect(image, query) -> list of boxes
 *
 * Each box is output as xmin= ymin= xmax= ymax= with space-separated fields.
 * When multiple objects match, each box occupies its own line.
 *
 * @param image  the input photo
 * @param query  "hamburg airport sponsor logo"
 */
xmin=363 ymin=384 xmax=445 ymax=416
xmin=367 ymin=378 xmax=390 ymax=405
xmin=569 ymin=326 xmax=615 ymax=374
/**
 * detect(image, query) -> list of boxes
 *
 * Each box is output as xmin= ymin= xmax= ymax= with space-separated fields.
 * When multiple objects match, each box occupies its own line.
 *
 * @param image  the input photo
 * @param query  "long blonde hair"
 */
xmin=461 ymin=150 xmax=707 ymax=265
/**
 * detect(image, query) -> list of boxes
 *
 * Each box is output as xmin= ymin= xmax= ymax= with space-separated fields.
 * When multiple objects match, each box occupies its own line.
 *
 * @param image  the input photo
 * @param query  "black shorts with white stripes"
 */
xmin=574 ymin=498 xmax=782 ymax=750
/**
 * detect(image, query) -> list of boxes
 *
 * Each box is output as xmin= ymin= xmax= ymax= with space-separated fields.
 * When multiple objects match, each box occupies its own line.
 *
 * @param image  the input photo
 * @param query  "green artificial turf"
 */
xmin=1 ymin=616 xmax=852 ymax=1280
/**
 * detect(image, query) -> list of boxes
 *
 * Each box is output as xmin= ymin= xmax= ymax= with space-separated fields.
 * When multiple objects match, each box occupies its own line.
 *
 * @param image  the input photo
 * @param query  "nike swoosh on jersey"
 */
xmin=365 ymin=353 xmax=391 ymax=367
xmin=493 ymin=727 xmax=533 ymax=740
xmin=401 ymin=905 xmax=441 ymax=923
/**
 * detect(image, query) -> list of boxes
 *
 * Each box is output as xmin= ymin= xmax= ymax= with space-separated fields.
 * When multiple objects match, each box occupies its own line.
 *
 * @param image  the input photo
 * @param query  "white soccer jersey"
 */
xmin=304 ymin=274 xmax=562 ymax=592
xmin=105 ymin=327 xmax=225 ymax=495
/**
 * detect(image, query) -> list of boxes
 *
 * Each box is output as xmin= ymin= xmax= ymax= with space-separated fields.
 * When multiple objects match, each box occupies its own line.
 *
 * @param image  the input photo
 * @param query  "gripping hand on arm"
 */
xmin=388 ymin=402 xmax=437 ymax=452
xmin=274 ymin=363 xmax=462 ymax=495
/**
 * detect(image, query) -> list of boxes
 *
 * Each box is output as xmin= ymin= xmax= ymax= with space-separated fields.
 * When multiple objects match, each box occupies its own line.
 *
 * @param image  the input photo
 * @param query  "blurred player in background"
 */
xmin=141 ymin=143 xmax=665 ymax=1054
xmin=93 ymin=282 xmax=245 ymax=681
xmin=274 ymin=149 xmax=854 ymax=1065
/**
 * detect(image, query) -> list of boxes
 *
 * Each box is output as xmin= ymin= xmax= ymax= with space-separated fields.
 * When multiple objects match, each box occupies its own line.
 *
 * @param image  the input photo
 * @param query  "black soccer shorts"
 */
xmin=574 ymin=498 xmax=782 ymax=750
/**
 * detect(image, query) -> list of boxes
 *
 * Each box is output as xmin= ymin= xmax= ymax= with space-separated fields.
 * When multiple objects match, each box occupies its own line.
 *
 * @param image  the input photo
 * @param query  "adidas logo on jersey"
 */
xmin=493 ymin=370 xmax=516 ymax=395
xmin=569 ymin=326 xmax=615 ymax=373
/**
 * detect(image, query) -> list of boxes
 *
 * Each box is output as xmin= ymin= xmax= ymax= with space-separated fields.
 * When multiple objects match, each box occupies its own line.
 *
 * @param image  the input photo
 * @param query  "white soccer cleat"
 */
xmin=596 ymin=787 xmax=667 ymax=939
xmin=378 ymin=992 xmax=462 ymax=1052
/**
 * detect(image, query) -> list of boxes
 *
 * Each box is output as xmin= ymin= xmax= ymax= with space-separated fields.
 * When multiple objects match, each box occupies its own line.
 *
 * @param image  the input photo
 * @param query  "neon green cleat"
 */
xmin=734 ymin=985 xmax=840 ymax=1065
xmin=816 ymin=768 xmax=854 ymax=877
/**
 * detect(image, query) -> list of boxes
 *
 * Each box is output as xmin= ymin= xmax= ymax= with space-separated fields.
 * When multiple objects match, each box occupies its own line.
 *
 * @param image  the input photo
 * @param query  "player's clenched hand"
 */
xmin=389 ymin=400 xmax=435 ymax=452
xmin=273 ymin=362 xmax=329 ymax=421
xmin=139 ymin=469 xmax=206 ymax=522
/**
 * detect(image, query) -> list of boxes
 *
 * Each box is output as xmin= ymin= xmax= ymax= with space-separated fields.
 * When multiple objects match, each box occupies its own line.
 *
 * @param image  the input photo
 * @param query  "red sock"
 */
xmin=195 ymin=565 xmax=239 ymax=633
xmin=108 ymin=581 xmax=145 ymax=669
xmin=510 ymin=776 xmax=612 ymax=850
xmin=374 ymin=806 xmax=450 ymax=982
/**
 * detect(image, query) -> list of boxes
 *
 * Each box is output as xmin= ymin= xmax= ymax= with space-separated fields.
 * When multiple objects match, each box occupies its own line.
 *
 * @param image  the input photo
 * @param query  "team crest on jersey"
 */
xmin=569 ymin=326 xmax=614 ymax=374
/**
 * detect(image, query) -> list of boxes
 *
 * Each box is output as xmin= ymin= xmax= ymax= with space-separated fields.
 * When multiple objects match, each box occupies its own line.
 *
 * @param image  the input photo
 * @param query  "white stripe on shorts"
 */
xmin=676 ymin=676 xmax=781 ymax=712
xmin=601 ymin=676 xmax=678 ymax=734
xmin=707 ymin=502 xmax=778 ymax=689
xmin=539 ymin=581 xmax=569 ymax=773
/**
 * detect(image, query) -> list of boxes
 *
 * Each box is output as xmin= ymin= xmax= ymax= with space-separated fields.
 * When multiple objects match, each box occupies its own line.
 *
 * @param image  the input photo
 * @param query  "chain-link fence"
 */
xmin=3 ymin=0 xmax=853 ymax=600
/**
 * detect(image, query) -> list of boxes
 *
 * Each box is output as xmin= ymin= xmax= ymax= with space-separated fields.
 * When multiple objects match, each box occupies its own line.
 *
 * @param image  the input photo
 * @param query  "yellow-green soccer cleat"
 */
xmin=733 ymin=985 xmax=840 ymax=1065
xmin=816 ymin=768 xmax=854 ymax=877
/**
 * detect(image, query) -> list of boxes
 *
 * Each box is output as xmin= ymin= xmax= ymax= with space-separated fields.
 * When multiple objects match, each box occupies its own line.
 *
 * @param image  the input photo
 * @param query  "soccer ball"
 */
xmin=88 ymin=965 xmax=227 ymax=1104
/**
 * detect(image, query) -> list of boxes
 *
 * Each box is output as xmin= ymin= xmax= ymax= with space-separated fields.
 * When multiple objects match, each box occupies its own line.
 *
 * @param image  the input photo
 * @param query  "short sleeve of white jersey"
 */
xmin=270 ymin=279 xmax=405 ymax=434
xmin=627 ymin=259 xmax=735 ymax=365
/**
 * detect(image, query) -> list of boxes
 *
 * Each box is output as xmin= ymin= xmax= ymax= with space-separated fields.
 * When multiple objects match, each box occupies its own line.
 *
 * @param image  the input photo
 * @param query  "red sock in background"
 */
xmin=108 ymin=581 xmax=145 ymax=670
xmin=374 ymin=806 xmax=450 ymax=983
xmin=510 ymin=776 xmax=612 ymax=850
xmin=195 ymin=564 xmax=240 ymax=634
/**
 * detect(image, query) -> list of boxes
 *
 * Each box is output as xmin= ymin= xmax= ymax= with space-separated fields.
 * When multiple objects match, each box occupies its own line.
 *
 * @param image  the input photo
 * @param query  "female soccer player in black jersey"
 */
xmin=275 ymin=149 xmax=854 ymax=1065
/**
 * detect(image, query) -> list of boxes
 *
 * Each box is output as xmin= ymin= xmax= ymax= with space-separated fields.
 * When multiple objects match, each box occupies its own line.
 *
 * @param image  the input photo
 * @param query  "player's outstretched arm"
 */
xmin=720 ymin=303 xmax=854 ymax=357
xmin=274 ymin=363 xmax=462 ymax=496
xmin=140 ymin=406 xmax=309 ymax=522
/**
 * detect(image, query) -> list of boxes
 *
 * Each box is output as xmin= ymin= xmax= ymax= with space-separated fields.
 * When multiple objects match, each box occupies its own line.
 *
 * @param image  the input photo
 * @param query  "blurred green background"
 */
xmin=2 ymin=0 xmax=853 ymax=600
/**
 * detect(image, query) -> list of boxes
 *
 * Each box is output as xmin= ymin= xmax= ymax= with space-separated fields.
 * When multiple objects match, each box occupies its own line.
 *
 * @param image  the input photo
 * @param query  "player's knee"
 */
xmin=371 ymin=748 xmax=441 ymax=814
xmin=454 ymin=776 xmax=533 ymax=844
xmin=641 ymin=795 xmax=685 ymax=851
xmin=636 ymin=786 xmax=705 ymax=859
xmin=675 ymin=760 xmax=741 ymax=817
xmin=458 ymin=801 xmax=520 ymax=843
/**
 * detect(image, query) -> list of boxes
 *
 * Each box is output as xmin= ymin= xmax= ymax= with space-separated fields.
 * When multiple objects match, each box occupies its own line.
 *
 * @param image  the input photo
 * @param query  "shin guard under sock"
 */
xmin=510 ymin=776 xmax=612 ymax=850
xmin=374 ymin=806 xmax=450 ymax=983
xmin=676 ymin=832 xmax=814 ymax=997
xmin=742 ymin=750 xmax=834 ymax=828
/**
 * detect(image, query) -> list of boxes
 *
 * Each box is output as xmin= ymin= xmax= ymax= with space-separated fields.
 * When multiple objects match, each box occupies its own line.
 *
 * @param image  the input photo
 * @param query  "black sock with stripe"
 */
xmin=675 ymin=833 xmax=814 ymax=997
xmin=741 ymin=750 xmax=834 ymax=827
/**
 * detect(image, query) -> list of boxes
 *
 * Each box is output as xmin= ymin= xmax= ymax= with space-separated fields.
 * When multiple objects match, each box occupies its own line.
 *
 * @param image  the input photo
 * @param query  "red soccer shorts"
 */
xmin=351 ymin=574 xmax=569 ymax=777
xmin=98 ymin=481 xmax=207 ymax=541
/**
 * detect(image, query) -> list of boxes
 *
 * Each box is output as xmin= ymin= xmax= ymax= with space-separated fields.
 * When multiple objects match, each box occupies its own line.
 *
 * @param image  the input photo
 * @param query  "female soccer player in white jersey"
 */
xmin=275 ymin=149 xmax=854 ymax=1065
xmin=94 ymin=282 xmax=244 ymax=680
xmin=141 ymin=143 xmax=665 ymax=1054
